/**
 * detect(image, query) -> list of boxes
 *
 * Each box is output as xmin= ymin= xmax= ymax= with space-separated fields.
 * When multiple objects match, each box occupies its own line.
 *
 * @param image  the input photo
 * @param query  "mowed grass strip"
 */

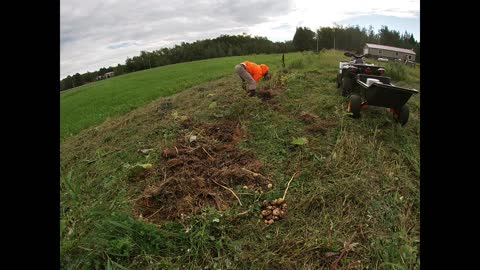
xmin=60 ymin=53 xmax=304 ymax=139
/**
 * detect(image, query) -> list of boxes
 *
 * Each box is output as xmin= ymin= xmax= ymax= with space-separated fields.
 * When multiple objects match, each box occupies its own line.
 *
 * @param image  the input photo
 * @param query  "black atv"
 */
xmin=337 ymin=52 xmax=419 ymax=126
xmin=337 ymin=52 xmax=385 ymax=96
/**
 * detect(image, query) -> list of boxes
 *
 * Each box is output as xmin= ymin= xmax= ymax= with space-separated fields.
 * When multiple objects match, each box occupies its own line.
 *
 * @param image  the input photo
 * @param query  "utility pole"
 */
xmin=333 ymin=28 xmax=336 ymax=55
xmin=316 ymin=32 xmax=319 ymax=53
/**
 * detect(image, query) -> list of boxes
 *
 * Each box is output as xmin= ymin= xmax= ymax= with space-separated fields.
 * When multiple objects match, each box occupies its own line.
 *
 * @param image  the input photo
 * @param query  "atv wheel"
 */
xmin=341 ymin=76 xmax=352 ymax=97
xmin=348 ymin=95 xmax=361 ymax=118
xmin=393 ymin=104 xmax=410 ymax=126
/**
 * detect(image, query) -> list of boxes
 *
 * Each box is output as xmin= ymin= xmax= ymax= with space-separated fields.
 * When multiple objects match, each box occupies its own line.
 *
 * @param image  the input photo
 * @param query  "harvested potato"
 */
xmin=260 ymin=197 xmax=289 ymax=225
xmin=261 ymin=210 xmax=272 ymax=217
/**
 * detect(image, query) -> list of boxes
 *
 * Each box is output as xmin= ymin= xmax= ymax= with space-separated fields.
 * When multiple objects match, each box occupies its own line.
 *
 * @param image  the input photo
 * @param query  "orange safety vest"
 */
xmin=242 ymin=61 xmax=269 ymax=82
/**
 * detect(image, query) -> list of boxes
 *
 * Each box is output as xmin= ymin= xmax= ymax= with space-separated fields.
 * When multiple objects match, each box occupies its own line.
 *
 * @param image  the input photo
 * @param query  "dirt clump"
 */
xmin=202 ymin=120 xmax=243 ymax=143
xmin=299 ymin=111 xmax=319 ymax=124
xmin=256 ymin=87 xmax=284 ymax=102
xmin=256 ymin=89 xmax=275 ymax=101
xmin=162 ymin=147 xmax=180 ymax=158
xmin=180 ymin=117 xmax=194 ymax=129
xmin=299 ymin=112 xmax=337 ymax=135
xmin=305 ymin=120 xmax=337 ymax=135
xmin=256 ymin=88 xmax=285 ymax=111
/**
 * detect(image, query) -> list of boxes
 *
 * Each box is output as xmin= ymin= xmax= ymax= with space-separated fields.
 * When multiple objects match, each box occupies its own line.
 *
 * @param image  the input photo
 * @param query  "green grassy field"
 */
xmin=61 ymin=50 xmax=420 ymax=269
xmin=60 ymin=53 xmax=305 ymax=139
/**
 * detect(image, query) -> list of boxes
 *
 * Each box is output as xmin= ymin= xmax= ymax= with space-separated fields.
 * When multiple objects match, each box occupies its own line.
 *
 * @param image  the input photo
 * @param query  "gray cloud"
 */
xmin=60 ymin=0 xmax=294 ymax=78
xmin=60 ymin=0 xmax=419 ymax=79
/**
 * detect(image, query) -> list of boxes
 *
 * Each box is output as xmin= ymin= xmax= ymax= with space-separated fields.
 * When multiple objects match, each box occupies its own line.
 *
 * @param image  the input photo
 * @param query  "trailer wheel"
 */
xmin=395 ymin=104 xmax=410 ymax=126
xmin=348 ymin=95 xmax=361 ymax=118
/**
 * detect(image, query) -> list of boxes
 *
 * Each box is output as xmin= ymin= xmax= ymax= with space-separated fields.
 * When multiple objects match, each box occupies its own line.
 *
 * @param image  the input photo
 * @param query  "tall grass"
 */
xmin=385 ymin=62 xmax=408 ymax=81
xmin=288 ymin=58 xmax=305 ymax=69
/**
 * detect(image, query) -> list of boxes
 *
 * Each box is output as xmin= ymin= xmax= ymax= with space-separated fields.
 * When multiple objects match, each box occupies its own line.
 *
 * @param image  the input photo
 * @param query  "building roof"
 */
xmin=365 ymin=43 xmax=416 ymax=55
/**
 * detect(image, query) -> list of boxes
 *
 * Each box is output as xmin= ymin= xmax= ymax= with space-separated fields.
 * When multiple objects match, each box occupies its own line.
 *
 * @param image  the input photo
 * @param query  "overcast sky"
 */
xmin=60 ymin=0 xmax=420 ymax=79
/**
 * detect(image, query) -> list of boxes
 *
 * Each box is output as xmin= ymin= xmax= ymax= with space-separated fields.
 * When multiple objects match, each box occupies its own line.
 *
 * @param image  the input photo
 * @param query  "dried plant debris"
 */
xmin=133 ymin=120 xmax=268 ymax=223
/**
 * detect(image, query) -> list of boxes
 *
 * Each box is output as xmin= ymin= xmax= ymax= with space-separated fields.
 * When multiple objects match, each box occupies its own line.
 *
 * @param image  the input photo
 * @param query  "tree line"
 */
xmin=61 ymin=25 xmax=419 ymax=91
xmin=60 ymin=34 xmax=295 ymax=91
xmin=293 ymin=25 xmax=419 ymax=60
